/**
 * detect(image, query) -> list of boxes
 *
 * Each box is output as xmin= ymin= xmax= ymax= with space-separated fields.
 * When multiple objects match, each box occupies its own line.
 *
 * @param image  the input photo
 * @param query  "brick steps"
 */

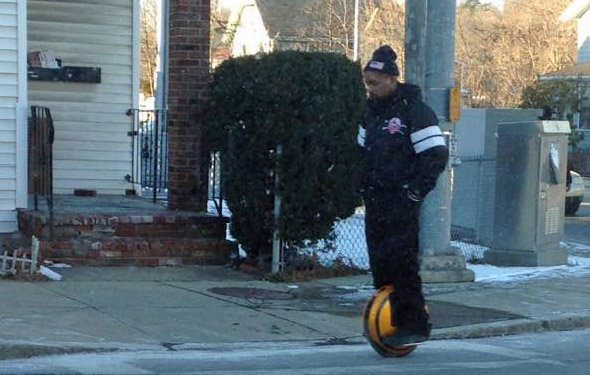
xmin=42 ymin=238 xmax=236 ymax=267
xmin=17 ymin=209 xmax=235 ymax=267
xmin=18 ymin=211 xmax=227 ymax=240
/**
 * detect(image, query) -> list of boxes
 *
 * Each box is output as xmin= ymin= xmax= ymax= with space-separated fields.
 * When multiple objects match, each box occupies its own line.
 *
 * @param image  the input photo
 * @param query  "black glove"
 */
xmin=403 ymin=184 xmax=422 ymax=202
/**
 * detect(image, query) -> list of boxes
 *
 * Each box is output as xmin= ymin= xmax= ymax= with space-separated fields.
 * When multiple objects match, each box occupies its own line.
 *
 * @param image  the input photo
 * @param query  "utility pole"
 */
xmin=405 ymin=0 xmax=474 ymax=282
xmin=353 ymin=0 xmax=360 ymax=61
xmin=404 ymin=0 xmax=427 ymax=89
xmin=271 ymin=145 xmax=283 ymax=274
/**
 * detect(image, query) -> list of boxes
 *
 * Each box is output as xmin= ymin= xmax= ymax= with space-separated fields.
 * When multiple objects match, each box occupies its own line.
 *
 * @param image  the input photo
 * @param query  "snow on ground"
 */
xmin=299 ymin=214 xmax=369 ymax=270
xmin=563 ymin=241 xmax=590 ymax=257
xmin=39 ymin=265 xmax=63 ymax=281
xmin=468 ymin=255 xmax=590 ymax=283
xmin=44 ymin=260 xmax=72 ymax=268
xmin=207 ymin=199 xmax=232 ymax=218
xmin=450 ymin=241 xmax=590 ymax=283
xmin=207 ymin=199 xmax=590 ymax=285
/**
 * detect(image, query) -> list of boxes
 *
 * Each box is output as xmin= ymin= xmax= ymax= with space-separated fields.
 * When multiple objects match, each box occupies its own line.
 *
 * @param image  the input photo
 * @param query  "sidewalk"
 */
xmin=1 ymin=265 xmax=589 ymax=360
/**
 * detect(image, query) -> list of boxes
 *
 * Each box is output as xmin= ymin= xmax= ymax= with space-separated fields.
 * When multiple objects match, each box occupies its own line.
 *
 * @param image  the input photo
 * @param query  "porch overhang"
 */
xmin=540 ymin=63 xmax=590 ymax=80
xmin=560 ymin=0 xmax=590 ymax=22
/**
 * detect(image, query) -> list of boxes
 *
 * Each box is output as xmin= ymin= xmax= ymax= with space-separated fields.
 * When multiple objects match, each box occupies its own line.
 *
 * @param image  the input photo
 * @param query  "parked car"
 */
xmin=566 ymin=170 xmax=585 ymax=216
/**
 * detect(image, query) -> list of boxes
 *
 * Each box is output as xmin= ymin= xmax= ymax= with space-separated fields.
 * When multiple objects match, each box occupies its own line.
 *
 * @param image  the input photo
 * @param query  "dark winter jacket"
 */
xmin=358 ymin=83 xmax=449 ymax=201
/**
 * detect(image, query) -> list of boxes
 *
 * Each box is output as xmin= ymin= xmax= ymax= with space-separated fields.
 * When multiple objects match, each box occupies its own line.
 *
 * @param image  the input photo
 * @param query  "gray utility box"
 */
xmin=452 ymin=109 xmax=541 ymax=247
xmin=485 ymin=121 xmax=570 ymax=266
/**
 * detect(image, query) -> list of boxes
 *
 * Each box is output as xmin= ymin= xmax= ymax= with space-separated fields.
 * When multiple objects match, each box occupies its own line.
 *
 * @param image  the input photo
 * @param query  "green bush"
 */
xmin=207 ymin=51 xmax=365 ymax=262
xmin=521 ymin=78 xmax=585 ymax=148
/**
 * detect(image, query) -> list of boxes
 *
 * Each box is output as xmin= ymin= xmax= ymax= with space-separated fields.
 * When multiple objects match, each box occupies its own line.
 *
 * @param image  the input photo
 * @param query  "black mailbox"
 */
xmin=27 ymin=68 xmax=62 ymax=82
xmin=63 ymin=66 xmax=101 ymax=83
xmin=27 ymin=66 xmax=101 ymax=83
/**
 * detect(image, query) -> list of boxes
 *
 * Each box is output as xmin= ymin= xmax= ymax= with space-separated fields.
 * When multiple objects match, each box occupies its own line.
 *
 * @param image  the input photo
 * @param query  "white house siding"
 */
xmin=0 ymin=0 xmax=23 ymax=233
xmin=27 ymin=0 xmax=137 ymax=194
xmin=579 ymin=10 xmax=590 ymax=64
xmin=230 ymin=4 xmax=272 ymax=57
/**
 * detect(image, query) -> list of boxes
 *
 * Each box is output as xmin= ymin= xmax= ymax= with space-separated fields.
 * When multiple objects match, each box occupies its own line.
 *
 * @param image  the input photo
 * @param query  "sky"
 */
xmin=481 ymin=0 xmax=505 ymax=10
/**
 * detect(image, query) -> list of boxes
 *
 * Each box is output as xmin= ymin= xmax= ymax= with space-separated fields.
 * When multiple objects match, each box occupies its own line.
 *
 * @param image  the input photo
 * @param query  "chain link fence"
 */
xmin=288 ymin=207 xmax=369 ymax=271
xmin=450 ymin=155 xmax=496 ymax=263
xmin=207 ymin=152 xmax=495 ymax=271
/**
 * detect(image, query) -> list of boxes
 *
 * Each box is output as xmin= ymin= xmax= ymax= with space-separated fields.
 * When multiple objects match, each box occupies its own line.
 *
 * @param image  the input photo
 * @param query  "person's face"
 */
xmin=363 ymin=70 xmax=398 ymax=99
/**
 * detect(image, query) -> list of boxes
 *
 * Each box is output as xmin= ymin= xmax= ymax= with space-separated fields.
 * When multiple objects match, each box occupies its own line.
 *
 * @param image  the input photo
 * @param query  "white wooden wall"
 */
xmin=0 ymin=0 xmax=22 ymax=232
xmin=28 ymin=0 xmax=137 ymax=194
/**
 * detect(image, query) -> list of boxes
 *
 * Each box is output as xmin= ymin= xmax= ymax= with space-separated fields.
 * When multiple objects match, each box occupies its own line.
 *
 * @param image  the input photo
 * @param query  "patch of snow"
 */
xmin=337 ymin=284 xmax=374 ymax=302
xmin=336 ymin=286 xmax=359 ymax=291
xmin=44 ymin=260 xmax=72 ymax=268
xmin=300 ymin=215 xmax=369 ymax=270
xmin=51 ymin=263 xmax=72 ymax=268
xmin=39 ymin=266 xmax=62 ymax=281
xmin=238 ymin=244 xmax=248 ymax=259
xmin=203 ymin=200 xmax=590 ymax=286
xmin=451 ymin=241 xmax=489 ymax=262
xmin=561 ymin=241 xmax=590 ymax=256
xmin=207 ymin=199 xmax=232 ymax=218
xmin=468 ymin=256 xmax=590 ymax=283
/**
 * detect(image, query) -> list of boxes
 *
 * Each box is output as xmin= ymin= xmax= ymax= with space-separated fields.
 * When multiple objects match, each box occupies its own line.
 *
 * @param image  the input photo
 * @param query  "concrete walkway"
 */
xmin=1 ymin=265 xmax=589 ymax=360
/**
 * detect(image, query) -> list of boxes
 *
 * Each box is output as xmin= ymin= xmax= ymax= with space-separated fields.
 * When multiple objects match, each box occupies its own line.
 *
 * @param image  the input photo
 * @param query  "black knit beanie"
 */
xmin=363 ymin=45 xmax=400 ymax=76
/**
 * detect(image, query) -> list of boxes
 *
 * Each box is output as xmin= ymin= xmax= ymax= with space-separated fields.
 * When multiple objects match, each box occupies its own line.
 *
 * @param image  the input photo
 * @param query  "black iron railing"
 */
xmin=128 ymin=109 xmax=225 ymax=217
xmin=128 ymin=109 xmax=168 ymax=202
xmin=28 ymin=106 xmax=54 ymax=239
xmin=209 ymin=151 xmax=223 ymax=217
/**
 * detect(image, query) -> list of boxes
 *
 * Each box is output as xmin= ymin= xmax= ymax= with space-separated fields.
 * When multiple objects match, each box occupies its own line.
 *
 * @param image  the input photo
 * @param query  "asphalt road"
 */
xmin=1 ymin=330 xmax=588 ymax=374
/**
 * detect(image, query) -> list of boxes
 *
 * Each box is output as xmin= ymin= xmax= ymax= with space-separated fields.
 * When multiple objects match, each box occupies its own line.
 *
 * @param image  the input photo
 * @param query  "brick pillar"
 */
xmin=167 ymin=0 xmax=210 ymax=210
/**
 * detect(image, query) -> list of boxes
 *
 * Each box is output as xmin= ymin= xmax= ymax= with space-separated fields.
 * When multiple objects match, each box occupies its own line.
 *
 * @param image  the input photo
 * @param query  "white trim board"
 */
xmin=16 ymin=0 xmax=27 ymax=209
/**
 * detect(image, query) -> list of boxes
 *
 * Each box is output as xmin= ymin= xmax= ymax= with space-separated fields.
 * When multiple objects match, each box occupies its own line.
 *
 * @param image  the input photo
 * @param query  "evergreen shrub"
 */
xmin=207 ymin=51 xmax=365 ymax=262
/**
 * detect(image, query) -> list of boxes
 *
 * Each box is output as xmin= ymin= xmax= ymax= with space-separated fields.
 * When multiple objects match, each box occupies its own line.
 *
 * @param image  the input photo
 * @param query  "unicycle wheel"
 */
xmin=362 ymin=285 xmax=419 ymax=357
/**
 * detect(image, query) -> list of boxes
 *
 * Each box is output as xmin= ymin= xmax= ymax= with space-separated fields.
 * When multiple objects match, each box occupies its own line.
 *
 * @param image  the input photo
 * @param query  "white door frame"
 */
xmin=15 ymin=0 xmax=28 ymax=209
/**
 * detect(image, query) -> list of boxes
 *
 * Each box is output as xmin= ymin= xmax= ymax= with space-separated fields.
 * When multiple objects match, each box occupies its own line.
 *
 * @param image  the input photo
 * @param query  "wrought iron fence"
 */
xmin=208 ymin=151 xmax=224 ymax=217
xmin=28 ymin=105 xmax=54 ymax=239
xmin=128 ymin=109 xmax=168 ymax=202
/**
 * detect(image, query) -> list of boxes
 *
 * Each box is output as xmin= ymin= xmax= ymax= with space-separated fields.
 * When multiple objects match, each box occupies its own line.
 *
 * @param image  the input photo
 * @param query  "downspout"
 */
xmin=155 ymin=0 xmax=169 ymax=111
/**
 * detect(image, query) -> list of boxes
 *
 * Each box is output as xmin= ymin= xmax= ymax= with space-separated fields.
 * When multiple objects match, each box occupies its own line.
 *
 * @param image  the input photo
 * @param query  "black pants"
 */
xmin=364 ymin=189 xmax=426 ymax=326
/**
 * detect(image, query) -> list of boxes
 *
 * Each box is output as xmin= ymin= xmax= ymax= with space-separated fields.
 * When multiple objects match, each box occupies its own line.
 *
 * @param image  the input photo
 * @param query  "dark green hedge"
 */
xmin=207 ymin=51 xmax=365 ymax=261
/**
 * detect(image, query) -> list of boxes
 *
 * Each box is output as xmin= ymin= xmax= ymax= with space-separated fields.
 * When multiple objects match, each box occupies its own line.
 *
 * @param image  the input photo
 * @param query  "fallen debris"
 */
xmin=0 ymin=236 xmax=62 ymax=281
xmin=39 ymin=266 xmax=63 ymax=281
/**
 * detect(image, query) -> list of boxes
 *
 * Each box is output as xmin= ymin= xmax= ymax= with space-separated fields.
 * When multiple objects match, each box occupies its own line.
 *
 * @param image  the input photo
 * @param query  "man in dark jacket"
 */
xmin=358 ymin=45 xmax=449 ymax=346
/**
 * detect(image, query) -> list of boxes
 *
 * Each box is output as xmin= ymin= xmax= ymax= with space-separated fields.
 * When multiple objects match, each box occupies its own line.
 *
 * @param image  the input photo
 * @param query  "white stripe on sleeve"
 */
xmin=357 ymin=126 xmax=366 ymax=147
xmin=410 ymin=125 xmax=442 ymax=144
xmin=413 ymin=136 xmax=446 ymax=154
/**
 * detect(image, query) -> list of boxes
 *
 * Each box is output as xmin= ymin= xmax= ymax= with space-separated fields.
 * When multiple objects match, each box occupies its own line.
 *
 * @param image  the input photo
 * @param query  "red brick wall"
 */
xmin=167 ymin=0 xmax=211 ymax=210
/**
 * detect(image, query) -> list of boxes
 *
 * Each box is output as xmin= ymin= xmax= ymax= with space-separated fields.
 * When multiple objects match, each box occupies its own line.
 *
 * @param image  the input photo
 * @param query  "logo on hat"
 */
xmin=369 ymin=61 xmax=385 ymax=70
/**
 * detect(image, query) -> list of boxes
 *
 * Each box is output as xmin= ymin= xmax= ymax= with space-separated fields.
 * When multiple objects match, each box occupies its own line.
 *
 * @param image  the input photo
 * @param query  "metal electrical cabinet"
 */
xmin=485 ymin=121 xmax=570 ymax=266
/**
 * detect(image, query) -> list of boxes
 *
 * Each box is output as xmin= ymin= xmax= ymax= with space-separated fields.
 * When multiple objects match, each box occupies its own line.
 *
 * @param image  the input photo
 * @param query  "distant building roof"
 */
xmin=542 ymin=63 xmax=590 ymax=79
xmin=255 ymin=0 xmax=319 ymax=38
xmin=560 ymin=0 xmax=590 ymax=21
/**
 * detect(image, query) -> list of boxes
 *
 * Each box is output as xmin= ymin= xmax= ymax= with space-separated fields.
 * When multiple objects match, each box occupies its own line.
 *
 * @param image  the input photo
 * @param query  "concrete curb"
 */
xmin=0 ymin=341 xmax=163 ymax=361
xmin=1 ymin=315 xmax=589 ymax=360
xmin=0 ymin=344 xmax=112 ymax=361
xmin=431 ymin=314 xmax=590 ymax=340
